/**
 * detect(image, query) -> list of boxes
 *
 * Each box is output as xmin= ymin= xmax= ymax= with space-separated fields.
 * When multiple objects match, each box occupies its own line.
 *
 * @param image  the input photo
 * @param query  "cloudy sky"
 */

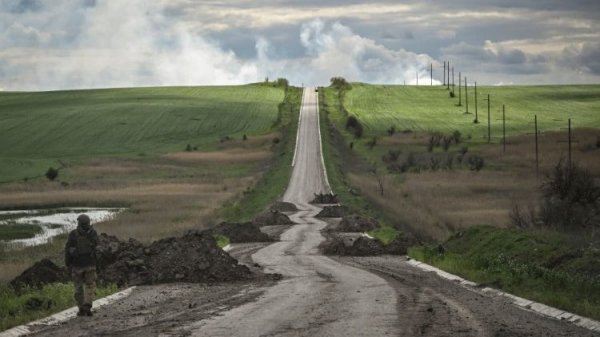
xmin=1 ymin=0 xmax=599 ymax=91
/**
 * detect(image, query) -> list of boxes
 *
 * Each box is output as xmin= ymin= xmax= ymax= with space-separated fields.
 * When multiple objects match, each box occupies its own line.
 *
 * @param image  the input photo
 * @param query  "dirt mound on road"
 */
xmin=10 ymin=259 xmax=70 ymax=292
xmin=269 ymin=202 xmax=298 ymax=212
xmin=322 ymin=235 xmax=409 ymax=256
xmin=210 ymin=222 xmax=273 ymax=243
xmin=12 ymin=232 xmax=259 ymax=289
xmin=253 ymin=210 xmax=294 ymax=226
xmin=95 ymin=231 xmax=253 ymax=286
xmin=316 ymin=205 xmax=347 ymax=218
xmin=310 ymin=193 xmax=339 ymax=204
xmin=336 ymin=214 xmax=378 ymax=232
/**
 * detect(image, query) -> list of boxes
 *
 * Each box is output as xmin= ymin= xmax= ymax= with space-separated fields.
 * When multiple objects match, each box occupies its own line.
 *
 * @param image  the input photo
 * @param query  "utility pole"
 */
xmin=430 ymin=63 xmax=433 ymax=86
xmin=447 ymin=62 xmax=450 ymax=90
xmin=443 ymin=61 xmax=446 ymax=86
xmin=535 ymin=115 xmax=539 ymax=177
xmin=452 ymin=67 xmax=455 ymax=94
xmin=458 ymin=72 xmax=462 ymax=106
xmin=474 ymin=81 xmax=479 ymax=123
xmin=487 ymin=94 xmax=491 ymax=142
xmin=568 ymin=118 xmax=572 ymax=169
xmin=502 ymin=104 xmax=506 ymax=152
xmin=465 ymin=76 xmax=469 ymax=114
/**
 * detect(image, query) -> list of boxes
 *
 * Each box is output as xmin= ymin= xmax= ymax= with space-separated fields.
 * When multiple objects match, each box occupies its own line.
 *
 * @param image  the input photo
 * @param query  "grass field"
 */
xmin=0 ymin=84 xmax=284 ymax=182
xmin=322 ymin=84 xmax=600 ymax=240
xmin=0 ymin=83 xmax=298 ymax=283
xmin=342 ymin=84 xmax=600 ymax=142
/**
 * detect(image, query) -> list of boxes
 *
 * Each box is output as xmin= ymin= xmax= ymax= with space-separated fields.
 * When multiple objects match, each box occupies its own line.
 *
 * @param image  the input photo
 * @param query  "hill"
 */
xmin=341 ymin=84 xmax=600 ymax=141
xmin=0 ymin=84 xmax=285 ymax=182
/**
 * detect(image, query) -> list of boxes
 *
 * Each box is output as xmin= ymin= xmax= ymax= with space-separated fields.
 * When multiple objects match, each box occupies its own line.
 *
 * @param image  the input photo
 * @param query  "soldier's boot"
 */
xmin=84 ymin=305 xmax=93 ymax=317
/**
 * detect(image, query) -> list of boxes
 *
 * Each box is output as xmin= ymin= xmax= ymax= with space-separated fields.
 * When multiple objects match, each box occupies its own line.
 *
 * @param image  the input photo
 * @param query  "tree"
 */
xmin=369 ymin=163 xmax=385 ymax=196
xmin=330 ymin=77 xmax=351 ymax=91
xmin=45 ymin=167 xmax=59 ymax=181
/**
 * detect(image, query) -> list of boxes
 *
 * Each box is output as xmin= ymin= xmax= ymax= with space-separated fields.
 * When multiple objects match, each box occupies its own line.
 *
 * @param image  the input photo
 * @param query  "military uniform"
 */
xmin=65 ymin=214 xmax=98 ymax=316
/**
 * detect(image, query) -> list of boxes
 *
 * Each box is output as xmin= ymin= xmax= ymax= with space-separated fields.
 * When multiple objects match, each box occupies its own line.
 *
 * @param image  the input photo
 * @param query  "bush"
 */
xmin=387 ymin=125 xmax=396 ymax=136
xmin=272 ymin=137 xmax=280 ymax=144
xmin=243 ymin=134 xmax=247 ymax=141
xmin=452 ymin=130 xmax=462 ymax=144
xmin=429 ymin=156 xmax=441 ymax=170
xmin=442 ymin=136 xmax=453 ymax=152
xmin=366 ymin=137 xmax=377 ymax=150
xmin=467 ymin=155 xmax=484 ymax=171
xmin=449 ymin=91 xmax=455 ymax=98
xmin=540 ymin=160 xmax=600 ymax=229
xmin=45 ymin=167 xmax=58 ymax=181
xmin=382 ymin=149 xmax=402 ymax=163
xmin=185 ymin=144 xmax=193 ymax=152
xmin=346 ymin=115 xmax=364 ymax=138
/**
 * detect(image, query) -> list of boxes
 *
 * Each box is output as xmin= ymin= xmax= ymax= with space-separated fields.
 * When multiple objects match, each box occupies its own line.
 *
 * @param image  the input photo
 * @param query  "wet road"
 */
xmin=191 ymin=88 xmax=399 ymax=336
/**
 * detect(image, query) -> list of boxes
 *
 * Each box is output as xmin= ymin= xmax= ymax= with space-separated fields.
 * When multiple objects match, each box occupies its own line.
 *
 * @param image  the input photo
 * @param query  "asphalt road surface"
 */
xmin=28 ymin=88 xmax=597 ymax=337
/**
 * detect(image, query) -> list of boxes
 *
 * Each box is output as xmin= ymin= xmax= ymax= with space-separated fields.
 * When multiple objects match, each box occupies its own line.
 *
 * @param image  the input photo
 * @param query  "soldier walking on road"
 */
xmin=65 ymin=214 xmax=98 ymax=317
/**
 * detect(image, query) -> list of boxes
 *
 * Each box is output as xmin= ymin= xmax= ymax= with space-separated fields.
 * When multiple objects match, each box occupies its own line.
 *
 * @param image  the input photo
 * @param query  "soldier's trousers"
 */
xmin=72 ymin=266 xmax=96 ymax=309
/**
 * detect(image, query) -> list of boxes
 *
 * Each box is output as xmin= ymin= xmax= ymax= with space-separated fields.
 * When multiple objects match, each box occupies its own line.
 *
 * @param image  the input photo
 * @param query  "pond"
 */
xmin=0 ymin=207 xmax=123 ymax=249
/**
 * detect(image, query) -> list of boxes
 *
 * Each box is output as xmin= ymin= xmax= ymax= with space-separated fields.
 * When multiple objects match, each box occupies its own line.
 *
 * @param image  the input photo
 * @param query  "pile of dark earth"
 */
xmin=316 ymin=205 xmax=348 ymax=218
xmin=310 ymin=192 xmax=339 ymax=204
xmin=95 ymin=230 xmax=259 ymax=286
xmin=322 ymin=214 xmax=415 ymax=256
xmin=253 ymin=210 xmax=294 ymax=226
xmin=10 ymin=258 xmax=70 ymax=293
xmin=209 ymin=222 xmax=273 ymax=243
xmin=269 ymin=201 xmax=298 ymax=212
xmin=10 ymin=209 xmax=294 ymax=290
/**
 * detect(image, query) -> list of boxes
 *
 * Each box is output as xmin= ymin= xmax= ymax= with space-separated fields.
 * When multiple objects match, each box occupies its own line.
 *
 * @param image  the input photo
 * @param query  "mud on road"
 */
xmin=22 ymin=87 xmax=600 ymax=337
xmin=338 ymin=255 xmax=598 ymax=337
xmin=25 ymin=243 xmax=277 ymax=337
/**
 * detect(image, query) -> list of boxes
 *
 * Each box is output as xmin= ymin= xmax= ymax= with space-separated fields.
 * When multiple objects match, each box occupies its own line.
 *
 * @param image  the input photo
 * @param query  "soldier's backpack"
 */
xmin=74 ymin=230 xmax=94 ymax=257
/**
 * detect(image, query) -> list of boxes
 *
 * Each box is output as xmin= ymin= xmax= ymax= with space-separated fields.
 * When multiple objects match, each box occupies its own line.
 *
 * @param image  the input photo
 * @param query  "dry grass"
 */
xmin=348 ymin=129 xmax=600 ymax=241
xmin=482 ymin=128 xmax=600 ymax=173
xmin=163 ymin=150 xmax=271 ymax=164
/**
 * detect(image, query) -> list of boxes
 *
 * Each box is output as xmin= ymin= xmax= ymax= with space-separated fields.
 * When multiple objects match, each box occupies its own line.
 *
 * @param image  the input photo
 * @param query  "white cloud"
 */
xmin=0 ymin=1 xmax=441 ymax=90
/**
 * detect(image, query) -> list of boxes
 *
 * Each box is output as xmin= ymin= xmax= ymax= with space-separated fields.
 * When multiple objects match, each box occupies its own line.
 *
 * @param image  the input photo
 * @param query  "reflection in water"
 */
xmin=0 ymin=208 xmax=123 ymax=249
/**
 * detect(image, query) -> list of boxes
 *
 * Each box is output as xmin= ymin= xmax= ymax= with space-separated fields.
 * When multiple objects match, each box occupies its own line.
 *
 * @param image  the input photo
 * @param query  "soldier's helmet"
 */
xmin=77 ymin=214 xmax=91 ymax=230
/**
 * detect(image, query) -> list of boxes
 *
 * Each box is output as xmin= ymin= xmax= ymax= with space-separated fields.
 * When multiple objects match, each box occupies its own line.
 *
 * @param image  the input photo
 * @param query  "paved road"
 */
xmin=26 ymin=88 xmax=598 ymax=337
xmin=191 ymin=88 xmax=399 ymax=336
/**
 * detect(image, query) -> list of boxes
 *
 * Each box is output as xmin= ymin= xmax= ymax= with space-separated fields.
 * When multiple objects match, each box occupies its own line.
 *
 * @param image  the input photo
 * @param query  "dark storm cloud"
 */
xmin=562 ymin=42 xmax=600 ymax=75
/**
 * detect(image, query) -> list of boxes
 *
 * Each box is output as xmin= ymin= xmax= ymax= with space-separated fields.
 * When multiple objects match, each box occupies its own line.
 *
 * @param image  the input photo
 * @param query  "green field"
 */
xmin=0 ymin=84 xmax=285 ymax=182
xmin=341 ymin=84 xmax=600 ymax=140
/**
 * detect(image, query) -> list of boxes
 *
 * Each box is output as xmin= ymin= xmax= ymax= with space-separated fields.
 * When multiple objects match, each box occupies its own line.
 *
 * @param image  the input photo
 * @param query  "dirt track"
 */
xmin=28 ymin=88 xmax=598 ymax=336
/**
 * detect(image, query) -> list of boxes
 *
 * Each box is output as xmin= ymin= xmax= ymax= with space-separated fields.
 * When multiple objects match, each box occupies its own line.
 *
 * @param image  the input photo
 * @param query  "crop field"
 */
xmin=0 ymin=84 xmax=299 ymax=282
xmin=0 ymin=84 xmax=284 ymax=182
xmin=341 ymin=84 xmax=600 ymax=142
xmin=322 ymin=84 xmax=600 ymax=240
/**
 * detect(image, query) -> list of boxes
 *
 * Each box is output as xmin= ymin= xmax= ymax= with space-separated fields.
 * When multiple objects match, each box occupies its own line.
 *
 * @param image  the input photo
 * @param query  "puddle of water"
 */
xmin=0 ymin=208 xmax=123 ymax=249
